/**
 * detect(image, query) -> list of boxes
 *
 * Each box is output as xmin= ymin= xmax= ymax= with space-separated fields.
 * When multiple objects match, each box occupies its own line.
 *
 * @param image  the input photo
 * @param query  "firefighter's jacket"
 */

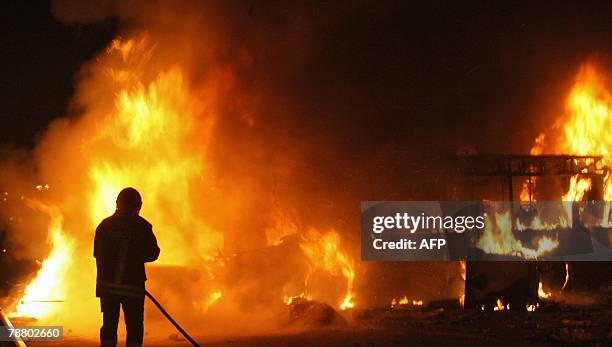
xmin=94 ymin=211 xmax=160 ymax=298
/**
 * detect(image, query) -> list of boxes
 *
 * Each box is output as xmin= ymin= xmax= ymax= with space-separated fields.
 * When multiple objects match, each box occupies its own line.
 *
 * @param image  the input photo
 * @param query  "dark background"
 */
xmin=2 ymin=0 xmax=612 ymax=153
xmin=1 ymin=0 xmax=116 ymax=146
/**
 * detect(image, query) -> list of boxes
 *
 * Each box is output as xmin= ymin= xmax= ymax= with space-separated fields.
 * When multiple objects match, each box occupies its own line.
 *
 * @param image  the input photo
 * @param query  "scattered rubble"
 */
xmin=346 ymin=300 xmax=612 ymax=346
xmin=286 ymin=297 xmax=346 ymax=327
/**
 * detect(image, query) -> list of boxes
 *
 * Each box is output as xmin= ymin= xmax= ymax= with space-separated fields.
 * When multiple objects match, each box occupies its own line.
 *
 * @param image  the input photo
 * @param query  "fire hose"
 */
xmin=145 ymin=290 xmax=200 ymax=347
xmin=0 ymin=307 xmax=27 ymax=347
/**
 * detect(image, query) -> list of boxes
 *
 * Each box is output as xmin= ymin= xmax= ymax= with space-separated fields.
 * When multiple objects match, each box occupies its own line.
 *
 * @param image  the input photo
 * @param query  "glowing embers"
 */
xmin=286 ymin=295 xmax=347 ymax=327
xmin=484 ymin=300 xmax=540 ymax=312
xmin=202 ymin=290 xmax=222 ymax=311
xmin=493 ymin=298 xmax=509 ymax=311
xmin=283 ymin=293 xmax=310 ymax=306
xmin=464 ymin=261 xmax=538 ymax=311
xmin=480 ymin=298 xmax=540 ymax=312
xmin=390 ymin=296 xmax=423 ymax=309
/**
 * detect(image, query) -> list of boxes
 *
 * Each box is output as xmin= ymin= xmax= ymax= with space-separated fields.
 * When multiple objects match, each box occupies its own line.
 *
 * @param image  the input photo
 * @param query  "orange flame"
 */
xmin=459 ymin=260 xmax=466 ymax=308
xmin=520 ymin=133 xmax=546 ymax=202
xmin=523 ymin=63 xmax=612 ymax=202
xmin=538 ymin=281 xmax=552 ymax=299
xmin=10 ymin=36 xmax=357 ymax=334
xmin=390 ymin=296 xmax=423 ymax=308
xmin=518 ymin=63 xmax=612 ymax=300
xmin=492 ymin=298 xmax=509 ymax=311
xmin=562 ymin=262 xmax=571 ymax=291
xmin=476 ymin=212 xmax=559 ymax=259
xmin=12 ymin=201 xmax=74 ymax=319
xmin=299 ymin=228 xmax=356 ymax=310
xmin=485 ymin=64 xmax=612 ymax=260
xmin=88 ymin=38 xmax=221 ymax=266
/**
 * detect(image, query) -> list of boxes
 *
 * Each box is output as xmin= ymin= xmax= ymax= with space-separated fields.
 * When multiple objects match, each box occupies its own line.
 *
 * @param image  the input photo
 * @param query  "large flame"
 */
xmin=12 ymin=201 xmax=74 ymax=319
xmin=564 ymin=66 xmax=612 ymax=167
xmin=87 ymin=38 xmax=222 ymax=266
xmin=480 ymin=63 xmax=612 ymax=259
xmin=522 ymin=63 xmax=612 ymax=202
xmin=9 ymin=36 xmax=357 ymax=334
xmin=560 ymin=64 xmax=612 ymax=202
xmin=516 ymin=63 xmax=612 ymax=301
xmin=476 ymin=212 xmax=559 ymax=259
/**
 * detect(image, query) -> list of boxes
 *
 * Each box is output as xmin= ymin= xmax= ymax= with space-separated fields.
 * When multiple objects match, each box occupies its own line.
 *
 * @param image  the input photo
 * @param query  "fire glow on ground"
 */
xmin=1 ymin=1 xmax=612 ymax=346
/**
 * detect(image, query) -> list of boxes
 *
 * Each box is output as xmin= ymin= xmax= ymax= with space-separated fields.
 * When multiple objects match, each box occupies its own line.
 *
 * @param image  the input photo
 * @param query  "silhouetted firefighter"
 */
xmin=94 ymin=187 xmax=160 ymax=347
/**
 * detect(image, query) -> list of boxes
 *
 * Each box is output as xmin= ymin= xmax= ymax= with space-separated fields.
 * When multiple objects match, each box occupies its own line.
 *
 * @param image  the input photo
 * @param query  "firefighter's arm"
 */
xmin=93 ymin=224 xmax=102 ymax=258
xmin=143 ymin=226 xmax=160 ymax=262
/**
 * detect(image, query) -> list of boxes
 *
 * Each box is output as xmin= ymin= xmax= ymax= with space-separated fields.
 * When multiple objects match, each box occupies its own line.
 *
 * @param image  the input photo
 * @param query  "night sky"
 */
xmin=2 ymin=0 xmax=612 ymax=153
xmin=1 ymin=0 xmax=116 ymax=147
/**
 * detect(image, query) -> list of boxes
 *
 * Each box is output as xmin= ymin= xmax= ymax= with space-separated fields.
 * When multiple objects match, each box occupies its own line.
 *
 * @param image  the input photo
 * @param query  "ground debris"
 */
xmin=286 ymin=297 xmax=346 ymax=327
xmin=562 ymin=319 xmax=587 ymax=327
xmin=361 ymin=301 xmax=612 ymax=346
xmin=551 ymin=327 xmax=595 ymax=344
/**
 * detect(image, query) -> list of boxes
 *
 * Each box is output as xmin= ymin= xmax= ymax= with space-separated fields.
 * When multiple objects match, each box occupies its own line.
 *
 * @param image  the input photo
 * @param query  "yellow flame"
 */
xmin=390 ymin=296 xmax=423 ymax=308
xmin=12 ymin=37 xmax=222 ymax=325
xmin=339 ymin=293 xmax=355 ymax=310
xmin=299 ymin=228 xmax=356 ymax=310
xmin=12 ymin=36 xmax=358 ymax=330
xmin=35 ymin=184 xmax=50 ymax=192
xmin=562 ymin=262 xmax=570 ymax=291
xmin=520 ymin=134 xmax=546 ymax=202
xmin=492 ymin=298 xmax=510 ymax=311
xmin=538 ymin=281 xmax=552 ymax=299
xmin=562 ymin=175 xmax=592 ymax=202
xmin=515 ymin=215 xmax=569 ymax=231
xmin=88 ymin=65 xmax=221 ymax=266
xmin=523 ymin=64 xmax=612 ymax=202
xmin=283 ymin=292 xmax=311 ymax=305
xmin=476 ymin=212 xmax=559 ymax=259
xmin=200 ymin=290 xmax=222 ymax=312
xmin=12 ymin=202 xmax=74 ymax=319
xmin=564 ymin=65 xmax=612 ymax=166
